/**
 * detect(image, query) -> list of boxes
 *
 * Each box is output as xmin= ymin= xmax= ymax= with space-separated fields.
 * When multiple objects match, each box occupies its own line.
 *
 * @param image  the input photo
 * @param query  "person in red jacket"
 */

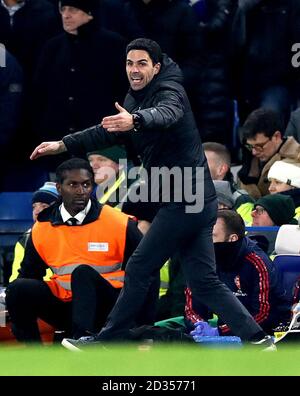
xmin=6 ymin=158 xmax=158 ymax=343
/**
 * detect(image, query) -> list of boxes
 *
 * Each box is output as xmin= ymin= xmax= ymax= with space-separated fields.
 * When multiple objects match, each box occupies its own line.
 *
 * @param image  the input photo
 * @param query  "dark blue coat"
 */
xmin=186 ymin=237 xmax=291 ymax=334
xmin=0 ymin=50 xmax=23 ymax=147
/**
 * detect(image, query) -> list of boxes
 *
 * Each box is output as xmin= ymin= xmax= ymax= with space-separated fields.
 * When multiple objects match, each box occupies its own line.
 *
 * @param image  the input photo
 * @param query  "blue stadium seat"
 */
xmin=0 ymin=191 xmax=32 ymax=220
xmin=273 ymin=255 xmax=300 ymax=306
xmin=272 ymin=255 xmax=300 ymax=343
xmin=0 ymin=192 xmax=33 ymax=284
xmin=0 ymin=192 xmax=32 ymax=220
xmin=0 ymin=192 xmax=33 ymax=241
xmin=246 ymin=226 xmax=280 ymax=255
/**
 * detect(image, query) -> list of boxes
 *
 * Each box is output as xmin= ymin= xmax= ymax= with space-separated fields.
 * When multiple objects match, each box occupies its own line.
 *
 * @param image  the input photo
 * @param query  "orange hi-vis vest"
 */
xmin=31 ymin=205 xmax=128 ymax=301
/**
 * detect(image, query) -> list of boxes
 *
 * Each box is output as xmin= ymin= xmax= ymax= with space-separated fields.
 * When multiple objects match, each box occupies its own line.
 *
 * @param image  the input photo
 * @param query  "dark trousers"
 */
xmin=6 ymin=265 xmax=121 ymax=342
xmin=99 ymin=200 xmax=264 ymax=341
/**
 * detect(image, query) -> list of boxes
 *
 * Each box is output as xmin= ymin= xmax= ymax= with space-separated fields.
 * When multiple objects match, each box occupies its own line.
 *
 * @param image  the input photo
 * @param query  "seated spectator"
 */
xmin=186 ymin=210 xmax=291 ymax=336
xmin=9 ymin=182 xmax=59 ymax=282
xmin=203 ymin=141 xmax=254 ymax=223
xmin=250 ymin=194 xmax=297 ymax=254
xmin=268 ymin=160 xmax=300 ymax=195
xmin=213 ymin=180 xmax=234 ymax=209
xmin=87 ymin=147 xmax=151 ymax=235
xmin=87 ymin=145 xmax=128 ymax=207
xmin=251 ymin=194 xmax=297 ymax=227
xmin=237 ymin=108 xmax=300 ymax=200
xmin=267 ymin=160 xmax=300 ymax=219
xmin=6 ymin=158 xmax=158 ymax=343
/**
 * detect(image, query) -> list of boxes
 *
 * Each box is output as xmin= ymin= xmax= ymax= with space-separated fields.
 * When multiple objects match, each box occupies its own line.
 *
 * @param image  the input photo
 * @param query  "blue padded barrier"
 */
xmin=273 ymin=255 xmax=300 ymax=306
xmin=0 ymin=192 xmax=33 ymax=246
xmin=0 ymin=192 xmax=33 ymax=284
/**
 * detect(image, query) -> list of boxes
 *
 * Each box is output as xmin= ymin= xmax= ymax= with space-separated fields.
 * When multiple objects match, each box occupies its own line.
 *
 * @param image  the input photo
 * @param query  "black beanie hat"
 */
xmin=87 ymin=145 xmax=127 ymax=164
xmin=59 ymin=0 xmax=96 ymax=15
xmin=255 ymin=194 xmax=297 ymax=226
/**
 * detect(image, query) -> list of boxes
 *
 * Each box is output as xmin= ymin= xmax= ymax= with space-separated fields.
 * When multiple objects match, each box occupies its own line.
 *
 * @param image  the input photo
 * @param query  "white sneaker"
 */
xmin=251 ymin=335 xmax=277 ymax=351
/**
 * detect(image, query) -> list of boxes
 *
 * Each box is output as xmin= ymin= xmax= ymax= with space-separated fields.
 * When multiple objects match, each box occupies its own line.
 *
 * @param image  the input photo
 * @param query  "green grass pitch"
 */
xmin=0 ymin=343 xmax=299 ymax=376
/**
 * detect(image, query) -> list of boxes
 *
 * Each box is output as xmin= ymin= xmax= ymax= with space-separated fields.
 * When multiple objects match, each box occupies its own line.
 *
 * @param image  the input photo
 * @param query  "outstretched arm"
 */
xmin=102 ymin=88 xmax=185 ymax=133
xmin=30 ymin=140 xmax=66 ymax=160
xmin=30 ymin=124 xmax=121 ymax=160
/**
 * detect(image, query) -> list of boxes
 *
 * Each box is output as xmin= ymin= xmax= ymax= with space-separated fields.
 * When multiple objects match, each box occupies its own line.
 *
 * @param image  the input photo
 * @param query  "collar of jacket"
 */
xmin=131 ymin=0 xmax=172 ymax=11
xmin=66 ymin=18 xmax=99 ymax=41
xmin=37 ymin=197 xmax=102 ymax=226
xmin=214 ymin=237 xmax=245 ymax=271
xmin=281 ymin=188 xmax=300 ymax=207
xmin=279 ymin=136 xmax=300 ymax=161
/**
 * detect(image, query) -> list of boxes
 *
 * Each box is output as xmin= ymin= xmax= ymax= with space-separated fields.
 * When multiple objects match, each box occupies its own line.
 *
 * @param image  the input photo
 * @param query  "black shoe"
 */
xmin=251 ymin=335 xmax=276 ymax=351
xmin=61 ymin=335 xmax=105 ymax=352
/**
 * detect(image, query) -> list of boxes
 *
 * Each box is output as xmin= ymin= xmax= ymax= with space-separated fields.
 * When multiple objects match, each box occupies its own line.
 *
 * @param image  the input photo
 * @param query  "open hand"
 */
xmin=102 ymin=102 xmax=134 ymax=132
xmin=30 ymin=141 xmax=66 ymax=160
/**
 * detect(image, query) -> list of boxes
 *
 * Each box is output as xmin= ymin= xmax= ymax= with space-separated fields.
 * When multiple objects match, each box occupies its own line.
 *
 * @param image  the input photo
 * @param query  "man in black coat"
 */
xmin=0 ymin=48 xmax=23 ymax=189
xmin=30 ymin=38 xmax=275 ymax=350
xmin=32 ymin=0 xmax=128 ymax=172
xmin=121 ymin=0 xmax=204 ymax=130
xmin=0 ymin=0 xmax=61 ymax=81
xmin=0 ymin=48 xmax=23 ymax=150
xmin=0 ymin=0 xmax=62 ymax=187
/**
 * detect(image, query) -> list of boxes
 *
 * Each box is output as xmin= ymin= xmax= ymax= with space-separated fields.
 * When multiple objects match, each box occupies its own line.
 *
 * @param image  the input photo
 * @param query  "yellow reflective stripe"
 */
xmin=99 ymin=171 xmax=126 ymax=204
xmin=56 ymin=274 xmax=124 ymax=291
xmin=106 ymin=275 xmax=124 ymax=282
xmin=56 ymin=279 xmax=72 ymax=291
xmin=160 ymin=281 xmax=169 ymax=289
xmin=49 ymin=263 xmax=122 ymax=275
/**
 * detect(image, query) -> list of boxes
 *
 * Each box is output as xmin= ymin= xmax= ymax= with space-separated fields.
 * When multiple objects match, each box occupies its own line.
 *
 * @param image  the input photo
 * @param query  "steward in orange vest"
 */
xmin=32 ymin=202 xmax=128 ymax=302
xmin=6 ymin=158 xmax=159 ymax=342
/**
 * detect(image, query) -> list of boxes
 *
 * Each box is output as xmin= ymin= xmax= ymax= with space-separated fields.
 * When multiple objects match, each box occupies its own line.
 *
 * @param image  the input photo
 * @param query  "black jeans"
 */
xmin=6 ymin=266 xmax=121 ymax=342
xmin=99 ymin=200 xmax=264 ymax=341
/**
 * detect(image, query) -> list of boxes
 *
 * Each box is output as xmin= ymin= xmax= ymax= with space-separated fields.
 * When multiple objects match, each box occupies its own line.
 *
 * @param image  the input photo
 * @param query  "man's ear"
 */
xmin=228 ymin=234 xmax=239 ymax=242
xmin=219 ymin=163 xmax=229 ymax=179
xmin=56 ymin=183 xmax=61 ymax=195
xmin=273 ymin=130 xmax=282 ymax=140
xmin=153 ymin=62 xmax=161 ymax=75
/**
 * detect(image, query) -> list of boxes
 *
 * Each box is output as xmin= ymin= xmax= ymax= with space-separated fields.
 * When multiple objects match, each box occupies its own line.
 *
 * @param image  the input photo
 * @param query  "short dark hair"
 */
xmin=203 ymin=142 xmax=231 ymax=167
xmin=126 ymin=38 xmax=162 ymax=65
xmin=242 ymin=108 xmax=284 ymax=140
xmin=217 ymin=209 xmax=245 ymax=240
xmin=56 ymin=158 xmax=94 ymax=184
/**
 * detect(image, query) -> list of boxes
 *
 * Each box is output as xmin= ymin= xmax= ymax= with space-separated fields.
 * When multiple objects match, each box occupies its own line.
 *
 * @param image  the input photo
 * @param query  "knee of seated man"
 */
xmin=6 ymin=278 xmax=31 ymax=305
xmin=71 ymin=264 xmax=99 ymax=281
